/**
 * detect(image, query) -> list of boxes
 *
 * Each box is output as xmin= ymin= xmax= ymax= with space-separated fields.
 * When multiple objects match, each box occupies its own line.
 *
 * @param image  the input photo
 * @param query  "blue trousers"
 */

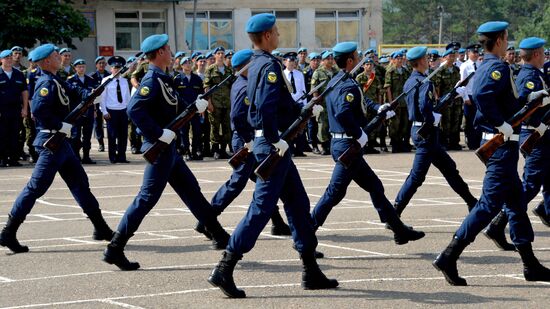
xmin=463 ymin=100 xmax=481 ymax=150
xmin=180 ymin=114 xmax=202 ymax=153
xmin=106 ymin=108 xmax=128 ymax=162
xmin=93 ymin=104 xmax=104 ymax=140
xmin=71 ymin=114 xmax=94 ymax=152
xmin=10 ymin=138 xmax=100 ymax=220
xmin=311 ymin=138 xmax=398 ymax=227
xmin=227 ymin=136 xmax=317 ymax=255
xmin=116 ymin=142 xmax=216 ymax=236
xmin=455 ymin=140 xmax=534 ymax=245
xmin=0 ymin=108 xmax=21 ymax=161
xmin=520 ymin=128 xmax=550 ymax=213
xmin=395 ymin=126 xmax=476 ymax=207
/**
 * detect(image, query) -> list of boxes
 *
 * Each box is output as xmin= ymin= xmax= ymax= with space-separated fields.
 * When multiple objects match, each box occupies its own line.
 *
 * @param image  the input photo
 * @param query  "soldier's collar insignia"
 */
xmin=345 ymin=93 xmax=354 ymax=103
xmin=267 ymin=71 xmax=277 ymax=83
xmin=39 ymin=87 xmax=49 ymax=97
xmin=525 ymin=81 xmax=535 ymax=90
xmin=491 ymin=70 xmax=502 ymax=81
xmin=140 ymin=86 xmax=150 ymax=96
xmin=244 ymin=96 xmax=250 ymax=106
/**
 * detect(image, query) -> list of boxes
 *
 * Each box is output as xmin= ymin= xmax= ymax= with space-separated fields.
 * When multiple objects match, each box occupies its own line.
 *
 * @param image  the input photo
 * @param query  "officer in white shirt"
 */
xmin=100 ymin=56 xmax=131 ymax=163
xmin=283 ymin=52 xmax=308 ymax=156
xmin=459 ymin=44 xmax=482 ymax=149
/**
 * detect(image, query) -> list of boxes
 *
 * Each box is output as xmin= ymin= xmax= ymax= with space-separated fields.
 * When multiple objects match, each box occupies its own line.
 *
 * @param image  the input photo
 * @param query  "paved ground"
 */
xmin=0 ymin=145 xmax=548 ymax=308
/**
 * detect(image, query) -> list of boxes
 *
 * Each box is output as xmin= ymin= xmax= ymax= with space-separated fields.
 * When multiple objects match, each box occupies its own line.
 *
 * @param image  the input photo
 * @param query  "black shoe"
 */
xmin=87 ymin=210 xmax=114 ymax=241
xmin=110 ymin=160 xmax=117 ymax=164
xmin=208 ymin=251 xmax=246 ymax=298
xmin=131 ymin=147 xmax=138 ymax=154
xmin=81 ymin=156 xmax=96 ymax=165
xmin=184 ymin=154 xmax=192 ymax=161
xmin=7 ymin=161 xmax=22 ymax=167
xmin=293 ymin=152 xmax=307 ymax=157
xmin=192 ymin=153 xmax=203 ymax=161
xmin=213 ymin=152 xmax=221 ymax=160
xmin=387 ymin=217 xmax=425 ymax=245
xmin=218 ymin=151 xmax=230 ymax=160
xmin=432 ymin=237 xmax=468 ymax=286
xmin=103 ymin=232 xmax=140 ymax=270
xmin=482 ymin=210 xmax=516 ymax=251
xmin=517 ymin=243 xmax=550 ymax=282
xmin=380 ymin=146 xmax=389 ymax=153
xmin=195 ymin=221 xmax=213 ymax=240
xmin=532 ymin=203 xmax=550 ymax=227
xmin=394 ymin=203 xmax=406 ymax=217
xmin=300 ymin=251 xmax=339 ymax=290
xmin=205 ymin=221 xmax=230 ymax=250
xmin=312 ymin=147 xmax=321 ymax=155
xmin=0 ymin=215 xmax=29 ymax=253
xmin=271 ymin=223 xmax=292 ymax=236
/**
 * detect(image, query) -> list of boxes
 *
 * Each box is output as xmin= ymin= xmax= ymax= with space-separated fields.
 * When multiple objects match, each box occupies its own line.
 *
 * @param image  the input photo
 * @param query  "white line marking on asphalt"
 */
xmin=0 ymin=276 xmax=14 ymax=283
xmin=100 ymin=300 xmax=147 ymax=309
xmin=431 ymin=219 xmax=463 ymax=224
xmin=63 ymin=238 xmax=97 ymax=244
xmin=33 ymin=214 xmax=62 ymax=221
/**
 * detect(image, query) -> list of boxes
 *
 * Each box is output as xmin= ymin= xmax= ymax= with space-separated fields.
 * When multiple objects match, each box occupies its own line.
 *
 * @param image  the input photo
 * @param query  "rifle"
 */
xmin=337 ymin=61 xmax=448 ymax=169
xmin=416 ymin=71 xmax=475 ymax=139
xmin=227 ymin=80 xmax=326 ymax=169
xmin=520 ymin=108 xmax=550 ymax=156
xmin=254 ymin=56 xmax=369 ymax=181
xmin=475 ymin=90 xmax=549 ymax=164
xmin=43 ymin=52 xmax=144 ymax=153
xmin=142 ymin=62 xmax=251 ymax=164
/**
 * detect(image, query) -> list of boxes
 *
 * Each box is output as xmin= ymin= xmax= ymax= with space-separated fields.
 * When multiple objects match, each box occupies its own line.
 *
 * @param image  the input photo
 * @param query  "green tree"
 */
xmin=0 ymin=0 xmax=90 ymax=51
xmin=515 ymin=3 xmax=550 ymax=44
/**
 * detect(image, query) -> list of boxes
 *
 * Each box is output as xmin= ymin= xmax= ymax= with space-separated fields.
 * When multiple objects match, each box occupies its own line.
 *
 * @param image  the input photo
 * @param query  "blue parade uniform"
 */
xmin=66 ymin=73 xmax=98 ymax=157
xmin=27 ymin=67 xmax=42 ymax=98
xmin=90 ymin=69 xmax=109 ymax=144
xmin=173 ymin=70 xmax=203 ymax=157
xmin=0 ymin=67 xmax=27 ymax=164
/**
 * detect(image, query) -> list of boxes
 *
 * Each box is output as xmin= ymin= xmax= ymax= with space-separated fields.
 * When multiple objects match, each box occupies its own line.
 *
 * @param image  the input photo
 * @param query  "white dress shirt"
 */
xmin=458 ymin=59 xmax=481 ymax=101
xmin=100 ymin=75 xmax=130 ymax=115
xmin=283 ymin=68 xmax=307 ymax=105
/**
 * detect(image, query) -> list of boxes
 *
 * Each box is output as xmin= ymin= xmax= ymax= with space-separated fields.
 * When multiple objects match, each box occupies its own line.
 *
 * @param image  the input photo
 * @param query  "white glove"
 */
xmin=158 ymin=129 xmax=176 ymax=144
xmin=534 ymin=123 xmax=547 ymax=136
xmin=59 ymin=122 xmax=72 ymax=135
xmin=244 ymin=140 xmax=254 ymax=151
xmin=312 ymin=105 xmax=323 ymax=118
xmin=356 ymin=130 xmax=368 ymax=147
xmin=272 ymin=139 xmax=289 ymax=157
xmin=385 ymin=110 xmax=396 ymax=120
xmin=543 ymin=96 xmax=550 ymax=107
xmin=433 ymin=112 xmax=442 ymax=126
xmin=195 ymin=98 xmax=208 ymax=113
xmin=377 ymin=103 xmax=391 ymax=114
xmin=496 ymin=122 xmax=513 ymax=140
xmin=527 ymin=89 xmax=549 ymax=103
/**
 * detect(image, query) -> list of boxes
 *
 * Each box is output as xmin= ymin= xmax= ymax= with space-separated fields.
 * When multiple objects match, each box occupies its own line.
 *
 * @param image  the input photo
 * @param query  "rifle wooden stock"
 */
xmin=520 ymin=131 xmax=541 ymax=156
xmin=227 ymin=147 xmax=251 ymax=169
xmin=254 ymin=151 xmax=284 ymax=182
xmin=336 ymin=141 xmax=362 ymax=169
xmin=475 ymin=133 xmax=504 ymax=165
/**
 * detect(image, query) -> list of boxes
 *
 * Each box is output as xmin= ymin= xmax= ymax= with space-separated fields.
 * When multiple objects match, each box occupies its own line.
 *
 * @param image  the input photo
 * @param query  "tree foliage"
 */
xmin=383 ymin=0 xmax=548 ymax=45
xmin=0 ymin=0 xmax=90 ymax=51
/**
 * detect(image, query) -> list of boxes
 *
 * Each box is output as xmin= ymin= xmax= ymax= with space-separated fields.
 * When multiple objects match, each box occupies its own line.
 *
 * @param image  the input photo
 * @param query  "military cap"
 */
xmin=321 ymin=51 xmax=333 ymax=59
xmin=332 ymin=42 xmax=357 ymax=57
xmin=73 ymin=58 xmax=86 ymax=66
xmin=519 ymin=37 xmax=546 ymax=50
xmin=446 ymin=42 xmax=461 ymax=51
xmin=429 ymin=49 xmax=440 ymax=56
xmin=364 ymin=58 xmax=374 ymax=64
xmin=283 ymin=52 xmax=298 ymax=60
xmin=506 ymin=46 xmax=515 ymax=51
xmin=191 ymin=51 xmax=202 ymax=59
xmin=458 ymin=48 xmax=466 ymax=54
xmin=10 ymin=46 xmax=23 ymax=52
xmin=95 ymin=56 xmax=105 ymax=64
xmin=29 ymin=44 xmax=56 ymax=62
xmin=406 ymin=46 xmax=427 ymax=61
xmin=141 ymin=34 xmax=169 ymax=54
xmin=477 ymin=21 xmax=509 ymax=34
xmin=442 ymin=49 xmax=457 ymax=57
xmin=174 ymin=51 xmax=186 ymax=59
xmin=59 ymin=48 xmax=71 ymax=55
xmin=231 ymin=49 xmax=253 ymax=68
xmin=213 ymin=46 xmax=225 ymax=54
xmin=127 ymin=56 xmax=137 ymax=63
xmin=364 ymin=48 xmax=375 ymax=55
xmin=298 ymin=47 xmax=307 ymax=53
xmin=308 ymin=52 xmax=321 ymax=60
xmin=379 ymin=57 xmax=389 ymax=64
xmin=205 ymin=51 xmax=213 ymax=59
xmin=466 ymin=43 xmax=481 ymax=52
xmin=0 ymin=50 xmax=12 ymax=59
xmin=180 ymin=57 xmax=191 ymax=65
xmin=391 ymin=51 xmax=403 ymax=59
xmin=224 ymin=49 xmax=234 ymax=57
xmin=272 ymin=50 xmax=282 ymax=57
xmin=399 ymin=48 xmax=408 ymax=54
xmin=108 ymin=55 xmax=126 ymax=68
xmin=246 ymin=13 xmax=276 ymax=33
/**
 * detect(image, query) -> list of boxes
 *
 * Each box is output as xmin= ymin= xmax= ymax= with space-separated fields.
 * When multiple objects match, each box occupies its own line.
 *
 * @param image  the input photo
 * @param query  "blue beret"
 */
xmin=141 ymin=34 xmax=169 ymax=54
xmin=73 ymin=58 xmax=86 ymax=66
xmin=399 ymin=48 xmax=408 ymax=53
xmin=332 ymin=42 xmax=357 ymax=57
xmin=364 ymin=48 xmax=375 ymax=55
xmin=406 ymin=46 xmax=428 ymax=61
xmin=205 ymin=51 xmax=213 ymax=59
xmin=174 ymin=51 xmax=186 ymax=59
xmin=364 ymin=58 xmax=374 ymax=64
xmin=308 ymin=52 xmax=320 ymax=60
xmin=127 ymin=56 xmax=137 ymax=63
xmin=298 ymin=47 xmax=307 ymax=53
xmin=231 ymin=49 xmax=253 ymax=67
xmin=321 ymin=51 xmax=333 ymax=60
xmin=0 ymin=50 xmax=12 ymax=59
xmin=272 ymin=50 xmax=282 ymax=57
xmin=195 ymin=55 xmax=205 ymax=60
xmin=29 ymin=44 xmax=56 ymax=62
xmin=108 ymin=56 xmax=126 ymax=67
xmin=442 ymin=49 xmax=457 ymax=57
xmin=246 ymin=13 xmax=276 ymax=33
xmin=213 ymin=46 xmax=225 ymax=53
xmin=429 ymin=49 xmax=439 ymax=55
xmin=95 ymin=56 xmax=105 ymax=64
xmin=380 ymin=57 xmax=389 ymax=64
xmin=519 ymin=37 xmax=546 ymax=50
xmin=458 ymin=48 xmax=466 ymax=53
xmin=180 ymin=57 xmax=191 ymax=65
xmin=477 ymin=21 xmax=509 ymax=34
xmin=225 ymin=50 xmax=234 ymax=57
xmin=391 ymin=51 xmax=403 ymax=59
xmin=191 ymin=51 xmax=202 ymax=59
xmin=59 ymin=48 xmax=71 ymax=55
xmin=10 ymin=46 xmax=23 ymax=52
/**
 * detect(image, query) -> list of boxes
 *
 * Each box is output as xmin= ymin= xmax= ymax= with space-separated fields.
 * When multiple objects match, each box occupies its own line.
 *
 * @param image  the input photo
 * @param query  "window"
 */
xmin=251 ymin=10 xmax=297 ymax=49
xmin=185 ymin=11 xmax=233 ymax=50
xmin=315 ymin=11 xmax=360 ymax=48
xmin=115 ymin=11 xmax=166 ymax=51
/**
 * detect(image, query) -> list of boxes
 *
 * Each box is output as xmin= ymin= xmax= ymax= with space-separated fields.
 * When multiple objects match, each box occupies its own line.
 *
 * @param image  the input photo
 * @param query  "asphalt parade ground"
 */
xmin=0 ymin=145 xmax=548 ymax=308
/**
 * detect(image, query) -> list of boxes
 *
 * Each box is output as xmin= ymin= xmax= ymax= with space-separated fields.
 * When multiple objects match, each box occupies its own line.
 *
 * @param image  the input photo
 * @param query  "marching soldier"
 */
xmin=91 ymin=56 xmax=109 ymax=152
xmin=0 ymin=44 xmax=114 ymax=253
xmin=384 ymin=51 xmax=411 ymax=153
xmin=102 ymin=34 xmax=229 ymax=271
xmin=208 ymin=14 xmax=338 ymax=298
xmin=57 ymin=48 xmax=75 ymax=81
xmin=433 ymin=22 xmax=550 ymax=286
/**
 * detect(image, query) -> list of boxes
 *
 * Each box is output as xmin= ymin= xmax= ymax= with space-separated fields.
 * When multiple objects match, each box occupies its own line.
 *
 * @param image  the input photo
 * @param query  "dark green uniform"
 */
xmin=356 ymin=71 xmax=384 ymax=152
xmin=434 ymin=65 xmax=462 ymax=149
xmin=311 ymin=66 xmax=339 ymax=145
xmin=384 ymin=65 xmax=410 ymax=151
xmin=57 ymin=66 xmax=75 ymax=81
xmin=204 ymin=63 xmax=233 ymax=157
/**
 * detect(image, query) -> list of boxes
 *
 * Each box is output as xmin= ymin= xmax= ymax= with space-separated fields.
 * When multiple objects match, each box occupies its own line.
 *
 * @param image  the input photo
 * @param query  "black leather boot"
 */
xmin=432 ymin=236 xmax=468 ymax=286
xmin=386 ymin=215 xmax=425 ymax=245
xmin=532 ymin=202 xmax=550 ymax=227
xmin=194 ymin=221 xmax=212 ymax=240
xmin=103 ymin=232 xmax=140 ymax=271
xmin=205 ymin=220 xmax=230 ymax=250
xmin=270 ymin=208 xmax=291 ymax=236
xmin=87 ymin=210 xmax=114 ymax=241
xmin=517 ymin=243 xmax=550 ymax=282
xmin=0 ymin=215 xmax=29 ymax=253
xmin=482 ymin=210 xmax=516 ymax=251
xmin=81 ymin=149 xmax=96 ymax=165
xmin=208 ymin=251 xmax=246 ymax=298
xmin=300 ymin=251 xmax=339 ymax=290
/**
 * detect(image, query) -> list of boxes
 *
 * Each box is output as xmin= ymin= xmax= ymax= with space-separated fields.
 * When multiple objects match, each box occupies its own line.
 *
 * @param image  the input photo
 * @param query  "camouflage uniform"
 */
xmin=434 ymin=65 xmax=462 ymax=148
xmin=204 ymin=63 xmax=233 ymax=156
xmin=356 ymin=71 xmax=382 ymax=142
xmin=384 ymin=66 xmax=410 ymax=151
xmin=57 ymin=66 xmax=76 ymax=81
xmin=311 ymin=66 xmax=339 ymax=144
xmin=131 ymin=62 xmax=149 ymax=84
